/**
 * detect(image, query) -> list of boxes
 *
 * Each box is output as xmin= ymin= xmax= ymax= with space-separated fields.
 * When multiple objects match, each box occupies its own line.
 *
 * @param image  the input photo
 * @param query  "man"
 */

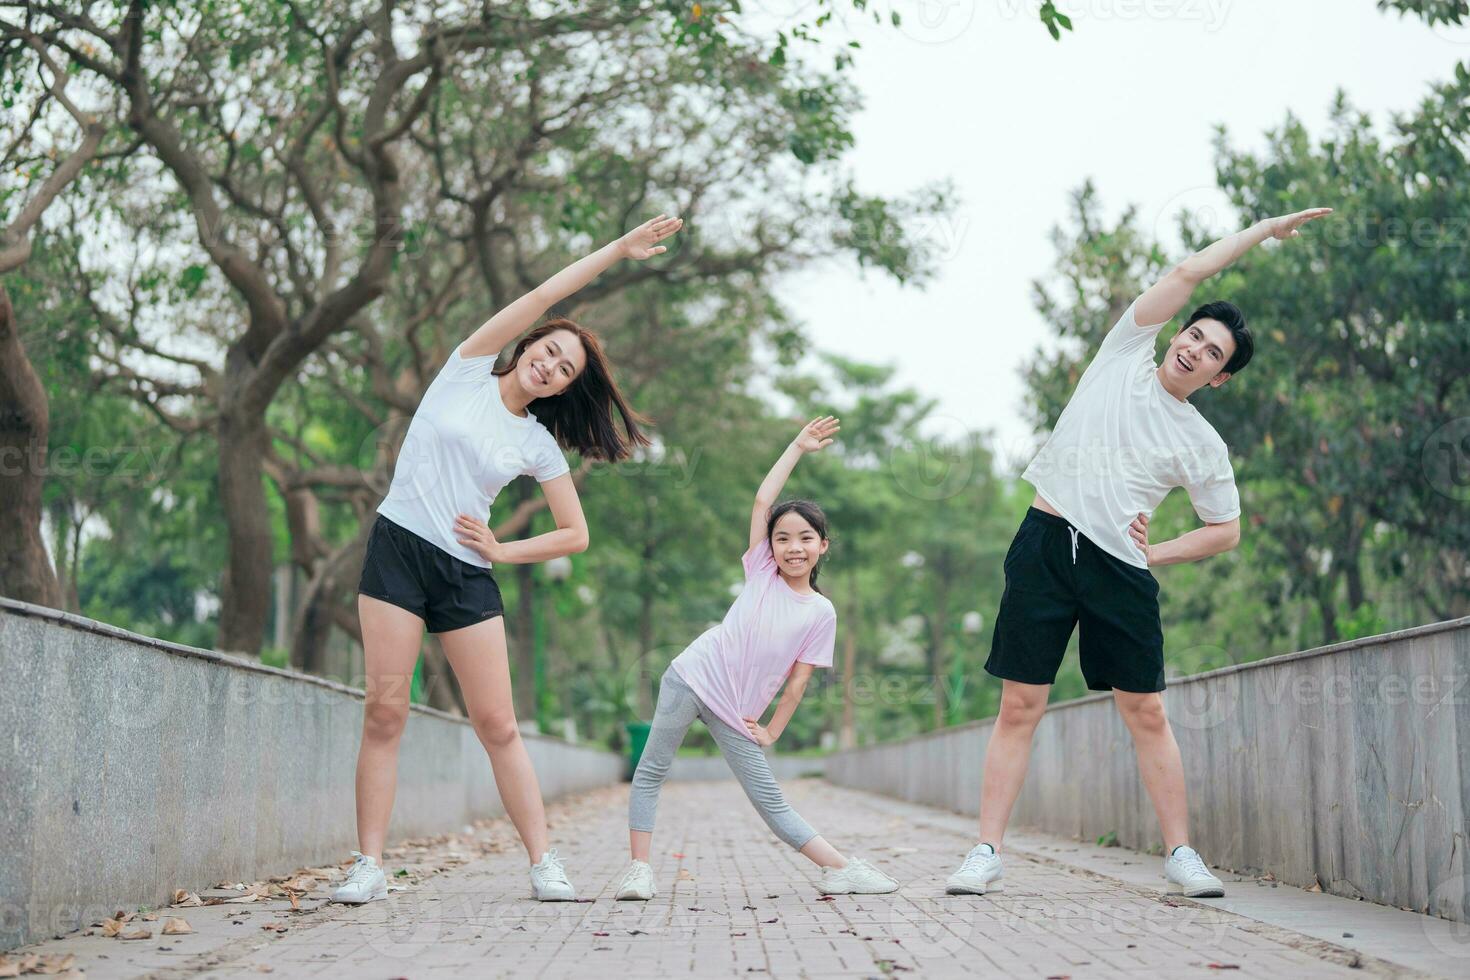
xmin=947 ymin=207 xmax=1332 ymax=898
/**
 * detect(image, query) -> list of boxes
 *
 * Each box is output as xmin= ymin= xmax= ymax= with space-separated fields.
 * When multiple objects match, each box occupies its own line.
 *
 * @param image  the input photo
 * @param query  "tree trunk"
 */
xmin=290 ymin=529 xmax=369 ymax=676
xmin=215 ymin=403 xmax=274 ymax=653
xmin=839 ymin=570 xmax=858 ymax=749
xmin=0 ymin=284 xmax=63 ymax=607
xmin=1343 ymin=515 xmax=1367 ymax=612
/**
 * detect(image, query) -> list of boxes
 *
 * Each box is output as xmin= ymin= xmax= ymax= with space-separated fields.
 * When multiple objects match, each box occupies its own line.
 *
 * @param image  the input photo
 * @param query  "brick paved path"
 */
xmin=13 ymin=780 xmax=1407 ymax=979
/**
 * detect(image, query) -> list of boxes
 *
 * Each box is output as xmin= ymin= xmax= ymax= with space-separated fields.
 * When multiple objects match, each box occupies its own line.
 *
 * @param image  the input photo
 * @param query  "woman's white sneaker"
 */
xmin=819 ymin=857 xmax=900 ymax=895
xmin=530 ymin=848 xmax=577 ymax=901
xmin=615 ymin=860 xmax=657 ymax=900
xmin=946 ymin=843 xmax=1003 ymax=895
xmin=330 ymin=851 xmax=387 ymax=904
xmin=1164 ymin=845 xmax=1225 ymax=898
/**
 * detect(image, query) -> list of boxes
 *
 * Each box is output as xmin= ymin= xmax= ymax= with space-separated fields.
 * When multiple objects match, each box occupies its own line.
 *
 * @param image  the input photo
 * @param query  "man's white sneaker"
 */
xmin=1165 ymin=845 xmax=1225 ymax=898
xmin=330 ymin=851 xmax=387 ymax=904
xmin=615 ymin=860 xmax=657 ymax=901
xmin=946 ymin=842 xmax=1003 ymax=895
xmin=530 ymin=848 xmax=577 ymax=901
xmin=819 ymin=857 xmax=900 ymax=895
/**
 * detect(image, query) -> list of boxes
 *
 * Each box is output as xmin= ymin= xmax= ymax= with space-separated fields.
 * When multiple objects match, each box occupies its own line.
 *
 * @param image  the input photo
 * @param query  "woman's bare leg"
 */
xmin=354 ymin=595 xmax=428 ymax=862
xmin=438 ymin=616 xmax=550 ymax=863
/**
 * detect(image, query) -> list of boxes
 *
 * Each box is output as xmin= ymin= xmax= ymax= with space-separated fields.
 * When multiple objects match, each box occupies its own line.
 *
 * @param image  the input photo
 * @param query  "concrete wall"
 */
xmin=0 ymin=599 xmax=623 ymax=951
xmin=827 ymin=618 xmax=1470 ymax=922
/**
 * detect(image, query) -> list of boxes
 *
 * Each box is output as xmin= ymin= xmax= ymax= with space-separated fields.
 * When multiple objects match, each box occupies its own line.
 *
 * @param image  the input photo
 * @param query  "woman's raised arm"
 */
xmin=461 ymin=215 xmax=684 ymax=359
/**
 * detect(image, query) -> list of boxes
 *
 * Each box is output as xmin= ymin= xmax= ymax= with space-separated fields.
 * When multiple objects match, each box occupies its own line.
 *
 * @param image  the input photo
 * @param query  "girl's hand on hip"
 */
xmin=454 ymin=513 xmax=502 ymax=563
xmin=743 ymin=719 xmax=775 ymax=748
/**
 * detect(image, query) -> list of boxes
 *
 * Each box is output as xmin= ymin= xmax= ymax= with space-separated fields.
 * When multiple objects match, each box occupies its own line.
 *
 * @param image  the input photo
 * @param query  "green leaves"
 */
xmin=1377 ymin=0 xmax=1470 ymax=26
xmin=1040 ymin=1 xmax=1075 ymax=41
xmin=783 ymin=81 xmax=856 ymax=164
xmin=178 ymin=264 xmax=208 ymax=298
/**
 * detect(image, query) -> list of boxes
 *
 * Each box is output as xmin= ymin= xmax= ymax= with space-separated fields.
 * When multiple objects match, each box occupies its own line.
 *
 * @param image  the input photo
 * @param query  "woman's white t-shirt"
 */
xmin=1022 ymin=301 xmax=1241 ymax=569
xmin=377 ymin=342 xmax=570 ymax=567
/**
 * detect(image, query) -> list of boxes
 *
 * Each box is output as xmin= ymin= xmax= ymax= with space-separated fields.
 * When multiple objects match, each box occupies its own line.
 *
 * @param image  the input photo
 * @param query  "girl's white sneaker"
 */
xmin=819 ymin=857 xmax=900 ymax=895
xmin=330 ymin=851 xmax=387 ymax=904
xmin=1164 ymin=845 xmax=1225 ymax=898
xmin=530 ymin=848 xmax=577 ymax=901
xmin=946 ymin=842 xmax=1003 ymax=895
xmin=615 ymin=860 xmax=657 ymax=900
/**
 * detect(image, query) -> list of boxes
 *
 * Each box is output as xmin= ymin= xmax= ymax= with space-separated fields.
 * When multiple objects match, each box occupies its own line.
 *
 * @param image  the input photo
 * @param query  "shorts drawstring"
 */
xmin=1067 ymin=525 xmax=1080 ymax=565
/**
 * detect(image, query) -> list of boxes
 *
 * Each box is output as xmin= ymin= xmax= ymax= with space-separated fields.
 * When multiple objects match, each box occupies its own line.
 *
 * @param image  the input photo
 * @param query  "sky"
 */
xmin=763 ymin=0 xmax=1470 ymax=473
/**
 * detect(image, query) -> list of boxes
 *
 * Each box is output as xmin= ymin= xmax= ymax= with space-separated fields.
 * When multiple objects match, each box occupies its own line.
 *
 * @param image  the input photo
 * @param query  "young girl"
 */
xmin=332 ymin=215 xmax=682 ymax=905
xmin=615 ymin=417 xmax=900 ymax=899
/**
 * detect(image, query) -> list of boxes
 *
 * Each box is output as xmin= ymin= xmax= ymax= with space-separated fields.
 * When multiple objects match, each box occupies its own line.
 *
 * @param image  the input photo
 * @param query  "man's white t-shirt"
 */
xmin=1021 ymin=301 xmax=1241 ymax=569
xmin=377 ymin=342 xmax=570 ymax=567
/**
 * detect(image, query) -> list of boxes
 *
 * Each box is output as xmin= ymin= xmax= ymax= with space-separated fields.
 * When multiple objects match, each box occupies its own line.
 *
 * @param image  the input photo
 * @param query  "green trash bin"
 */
xmin=625 ymin=721 xmax=652 ymax=780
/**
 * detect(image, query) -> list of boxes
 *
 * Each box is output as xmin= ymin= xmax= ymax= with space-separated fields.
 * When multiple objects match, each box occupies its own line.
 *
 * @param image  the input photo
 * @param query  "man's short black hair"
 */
xmin=1184 ymin=300 xmax=1253 ymax=376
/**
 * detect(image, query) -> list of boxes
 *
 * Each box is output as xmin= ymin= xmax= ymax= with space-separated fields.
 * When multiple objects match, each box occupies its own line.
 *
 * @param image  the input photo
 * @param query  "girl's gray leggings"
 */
xmin=628 ymin=668 xmax=818 ymax=850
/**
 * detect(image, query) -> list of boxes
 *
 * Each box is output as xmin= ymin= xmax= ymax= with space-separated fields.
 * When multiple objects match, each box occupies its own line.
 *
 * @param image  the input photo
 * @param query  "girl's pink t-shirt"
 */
xmin=671 ymin=537 xmax=837 ymax=742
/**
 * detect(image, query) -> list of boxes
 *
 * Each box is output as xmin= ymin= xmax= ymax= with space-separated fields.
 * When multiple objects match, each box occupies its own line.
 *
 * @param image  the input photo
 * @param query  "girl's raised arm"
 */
xmin=461 ymin=215 xmax=683 ymax=359
xmin=748 ymin=416 xmax=840 ymax=552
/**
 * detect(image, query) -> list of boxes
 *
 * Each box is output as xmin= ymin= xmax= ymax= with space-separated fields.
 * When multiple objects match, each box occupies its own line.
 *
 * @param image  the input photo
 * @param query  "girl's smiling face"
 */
xmin=771 ymin=510 xmax=828 ymax=581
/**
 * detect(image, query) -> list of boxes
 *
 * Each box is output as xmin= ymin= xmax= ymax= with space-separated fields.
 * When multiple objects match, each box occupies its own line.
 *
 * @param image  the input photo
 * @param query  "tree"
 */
xmin=0 ymin=31 xmax=111 ymax=606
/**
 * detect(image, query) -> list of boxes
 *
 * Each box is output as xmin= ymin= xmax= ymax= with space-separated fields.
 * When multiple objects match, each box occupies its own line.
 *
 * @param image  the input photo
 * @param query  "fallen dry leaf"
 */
xmin=172 ymin=889 xmax=203 ymax=907
xmin=142 ymin=913 xmax=158 ymax=921
xmin=101 ymin=919 xmax=124 ymax=938
xmin=119 ymin=927 xmax=152 ymax=940
xmin=215 ymin=893 xmax=260 ymax=905
xmin=162 ymin=917 xmax=193 ymax=936
xmin=31 ymin=952 xmax=76 ymax=974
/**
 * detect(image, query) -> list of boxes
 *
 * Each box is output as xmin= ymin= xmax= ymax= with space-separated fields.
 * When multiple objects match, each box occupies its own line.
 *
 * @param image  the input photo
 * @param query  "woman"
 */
xmin=332 ymin=215 xmax=682 ymax=904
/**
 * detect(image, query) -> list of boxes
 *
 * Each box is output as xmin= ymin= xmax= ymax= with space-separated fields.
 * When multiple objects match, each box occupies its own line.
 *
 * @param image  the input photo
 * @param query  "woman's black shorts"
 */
xmin=984 ymin=507 xmax=1165 ymax=693
xmin=357 ymin=515 xmax=504 ymax=634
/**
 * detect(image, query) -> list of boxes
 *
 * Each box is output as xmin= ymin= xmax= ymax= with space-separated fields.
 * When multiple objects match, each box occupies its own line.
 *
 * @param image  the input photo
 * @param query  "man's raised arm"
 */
xmin=1134 ymin=208 xmax=1333 ymax=328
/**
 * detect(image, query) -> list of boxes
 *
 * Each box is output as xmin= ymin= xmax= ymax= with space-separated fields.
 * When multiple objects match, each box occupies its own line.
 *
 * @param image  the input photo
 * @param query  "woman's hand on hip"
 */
xmin=454 ymin=514 xmax=503 ymax=563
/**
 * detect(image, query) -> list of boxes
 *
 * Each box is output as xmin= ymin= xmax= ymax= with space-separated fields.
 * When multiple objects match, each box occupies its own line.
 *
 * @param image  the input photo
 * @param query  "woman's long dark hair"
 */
xmin=494 ymin=318 xmax=652 ymax=461
xmin=766 ymin=499 xmax=830 ymax=594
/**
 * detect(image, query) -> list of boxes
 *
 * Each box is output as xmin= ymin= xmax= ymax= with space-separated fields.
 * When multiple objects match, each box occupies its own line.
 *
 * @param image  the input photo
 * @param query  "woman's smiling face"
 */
xmin=517 ymin=328 xmax=587 ymax=398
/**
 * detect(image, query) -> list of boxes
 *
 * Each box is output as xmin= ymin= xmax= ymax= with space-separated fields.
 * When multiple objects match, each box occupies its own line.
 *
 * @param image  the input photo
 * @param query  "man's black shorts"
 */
xmin=357 ymin=515 xmax=504 ymax=634
xmin=984 ymin=507 xmax=1165 ymax=693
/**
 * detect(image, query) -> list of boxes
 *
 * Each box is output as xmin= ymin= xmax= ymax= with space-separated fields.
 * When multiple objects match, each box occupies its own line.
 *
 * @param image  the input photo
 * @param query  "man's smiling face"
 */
xmin=1160 ymin=316 xmax=1236 ymax=396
